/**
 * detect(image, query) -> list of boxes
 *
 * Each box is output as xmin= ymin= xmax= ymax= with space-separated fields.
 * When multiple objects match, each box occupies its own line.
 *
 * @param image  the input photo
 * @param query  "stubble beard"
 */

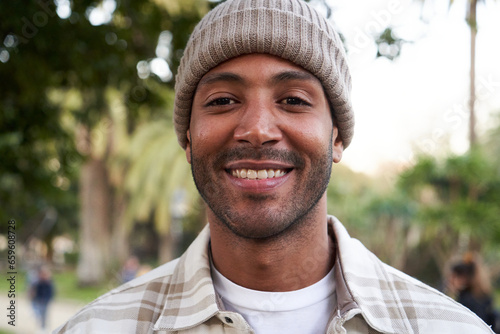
xmin=190 ymin=136 xmax=333 ymax=240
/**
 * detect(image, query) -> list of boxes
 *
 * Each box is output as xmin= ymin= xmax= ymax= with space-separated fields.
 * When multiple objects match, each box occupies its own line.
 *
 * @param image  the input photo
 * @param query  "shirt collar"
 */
xmin=330 ymin=215 xmax=413 ymax=334
xmin=153 ymin=224 xmax=220 ymax=331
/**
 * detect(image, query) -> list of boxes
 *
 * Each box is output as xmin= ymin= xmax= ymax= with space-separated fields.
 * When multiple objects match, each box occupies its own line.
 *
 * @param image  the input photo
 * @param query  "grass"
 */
xmin=1 ymin=269 xmax=120 ymax=304
xmin=1 ymin=271 xmax=27 ymax=293
xmin=54 ymin=270 xmax=121 ymax=304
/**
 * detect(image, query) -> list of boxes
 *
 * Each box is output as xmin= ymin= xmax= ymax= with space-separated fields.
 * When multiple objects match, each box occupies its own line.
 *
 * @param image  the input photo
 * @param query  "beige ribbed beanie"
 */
xmin=174 ymin=0 xmax=354 ymax=149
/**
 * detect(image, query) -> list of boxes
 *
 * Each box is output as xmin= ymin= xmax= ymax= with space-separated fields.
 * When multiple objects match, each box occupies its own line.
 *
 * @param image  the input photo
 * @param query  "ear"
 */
xmin=185 ymin=130 xmax=192 ymax=164
xmin=332 ymin=126 xmax=344 ymax=163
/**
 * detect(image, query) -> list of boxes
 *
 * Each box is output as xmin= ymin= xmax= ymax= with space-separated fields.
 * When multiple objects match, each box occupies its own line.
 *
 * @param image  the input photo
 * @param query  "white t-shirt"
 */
xmin=211 ymin=264 xmax=336 ymax=334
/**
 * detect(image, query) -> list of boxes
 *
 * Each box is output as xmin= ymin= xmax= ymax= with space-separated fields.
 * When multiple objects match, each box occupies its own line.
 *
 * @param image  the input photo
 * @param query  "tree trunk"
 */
xmin=111 ymin=192 xmax=130 ymax=267
xmin=77 ymin=158 xmax=112 ymax=286
xmin=468 ymin=0 xmax=478 ymax=149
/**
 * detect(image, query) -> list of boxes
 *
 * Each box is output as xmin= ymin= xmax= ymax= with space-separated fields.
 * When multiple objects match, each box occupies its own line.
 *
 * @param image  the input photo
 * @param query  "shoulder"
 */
xmin=54 ymin=259 xmax=180 ymax=334
xmin=54 ymin=225 xmax=213 ymax=334
xmin=385 ymin=264 xmax=494 ymax=333
xmin=328 ymin=216 xmax=494 ymax=333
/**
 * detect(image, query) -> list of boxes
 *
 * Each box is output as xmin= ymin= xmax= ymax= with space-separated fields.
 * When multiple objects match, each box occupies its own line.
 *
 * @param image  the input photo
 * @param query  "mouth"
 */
xmin=228 ymin=168 xmax=292 ymax=180
xmin=223 ymin=161 xmax=295 ymax=192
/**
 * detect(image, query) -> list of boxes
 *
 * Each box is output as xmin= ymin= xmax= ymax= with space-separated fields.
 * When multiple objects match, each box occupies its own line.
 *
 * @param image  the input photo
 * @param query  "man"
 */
xmin=31 ymin=266 xmax=55 ymax=331
xmin=56 ymin=0 xmax=494 ymax=333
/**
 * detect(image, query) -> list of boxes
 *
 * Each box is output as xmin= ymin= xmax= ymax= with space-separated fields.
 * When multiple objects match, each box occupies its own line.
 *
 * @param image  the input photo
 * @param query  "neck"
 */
xmin=209 ymin=196 xmax=335 ymax=292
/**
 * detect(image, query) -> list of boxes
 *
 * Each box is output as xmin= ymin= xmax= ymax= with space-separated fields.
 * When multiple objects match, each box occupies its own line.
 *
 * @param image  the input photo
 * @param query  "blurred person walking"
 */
xmin=449 ymin=254 xmax=499 ymax=333
xmin=120 ymin=255 xmax=140 ymax=283
xmin=30 ymin=266 xmax=55 ymax=333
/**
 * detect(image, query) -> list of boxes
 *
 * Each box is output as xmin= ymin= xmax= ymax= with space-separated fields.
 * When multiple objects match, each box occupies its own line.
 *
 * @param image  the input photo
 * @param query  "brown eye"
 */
xmin=281 ymin=97 xmax=311 ymax=106
xmin=207 ymin=97 xmax=235 ymax=106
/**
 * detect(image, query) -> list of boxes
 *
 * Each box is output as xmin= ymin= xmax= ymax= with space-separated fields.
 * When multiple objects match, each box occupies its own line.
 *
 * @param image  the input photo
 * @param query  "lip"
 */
xmin=225 ymin=160 xmax=294 ymax=170
xmin=224 ymin=161 xmax=293 ymax=192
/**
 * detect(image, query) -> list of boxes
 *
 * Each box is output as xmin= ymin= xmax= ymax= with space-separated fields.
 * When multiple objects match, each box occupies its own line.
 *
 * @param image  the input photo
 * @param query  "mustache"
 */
xmin=213 ymin=147 xmax=305 ymax=169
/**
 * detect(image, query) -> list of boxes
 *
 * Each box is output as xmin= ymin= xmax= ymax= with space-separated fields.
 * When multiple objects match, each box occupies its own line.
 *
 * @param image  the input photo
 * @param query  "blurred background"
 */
xmin=1 ymin=0 xmax=499 ymax=332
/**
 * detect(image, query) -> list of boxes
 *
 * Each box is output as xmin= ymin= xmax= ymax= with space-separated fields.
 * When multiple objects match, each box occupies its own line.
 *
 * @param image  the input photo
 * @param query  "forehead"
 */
xmin=196 ymin=54 xmax=323 ymax=89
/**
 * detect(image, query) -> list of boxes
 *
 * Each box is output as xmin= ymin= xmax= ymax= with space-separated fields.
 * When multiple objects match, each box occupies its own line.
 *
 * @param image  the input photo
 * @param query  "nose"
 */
xmin=233 ymin=101 xmax=283 ymax=147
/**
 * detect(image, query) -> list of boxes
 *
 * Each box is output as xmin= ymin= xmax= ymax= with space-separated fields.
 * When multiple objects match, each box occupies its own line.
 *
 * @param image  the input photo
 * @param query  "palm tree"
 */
xmin=466 ymin=0 xmax=479 ymax=148
xmin=418 ymin=0 xmax=493 ymax=149
xmin=123 ymin=120 xmax=198 ymax=263
xmin=76 ymin=88 xmax=132 ymax=285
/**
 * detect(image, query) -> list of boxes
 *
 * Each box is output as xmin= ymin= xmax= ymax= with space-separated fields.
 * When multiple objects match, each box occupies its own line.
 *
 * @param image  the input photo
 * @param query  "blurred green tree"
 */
xmin=0 ymin=0 xmax=210 ymax=284
xmin=398 ymin=149 xmax=500 ymax=277
xmin=120 ymin=118 xmax=198 ymax=264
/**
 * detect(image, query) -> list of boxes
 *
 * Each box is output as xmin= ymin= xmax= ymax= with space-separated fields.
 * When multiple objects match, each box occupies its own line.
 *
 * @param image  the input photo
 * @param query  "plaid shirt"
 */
xmin=55 ymin=216 xmax=494 ymax=333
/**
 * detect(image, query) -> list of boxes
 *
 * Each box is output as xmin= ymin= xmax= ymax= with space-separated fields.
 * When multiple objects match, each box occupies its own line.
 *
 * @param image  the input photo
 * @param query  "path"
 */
xmin=0 ymin=294 xmax=86 ymax=334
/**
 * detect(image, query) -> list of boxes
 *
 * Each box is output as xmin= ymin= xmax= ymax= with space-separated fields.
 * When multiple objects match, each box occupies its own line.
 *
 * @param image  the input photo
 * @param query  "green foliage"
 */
xmin=123 ymin=119 xmax=198 ymax=235
xmin=398 ymin=148 xmax=500 ymax=257
xmin=484 ymin=111 xmax=500 ymax=163
xmin=53 ymin=270 xmax=118 ymax=303
xmin=375 ymin=27 xmax=407 ymax=60
xmin=0 ymin=0 xmax=82 ymax=232
xmin=0 ymin=0 xmax=208 ymax=241
xmin=327 ymin=164 xmax=380 ymax=232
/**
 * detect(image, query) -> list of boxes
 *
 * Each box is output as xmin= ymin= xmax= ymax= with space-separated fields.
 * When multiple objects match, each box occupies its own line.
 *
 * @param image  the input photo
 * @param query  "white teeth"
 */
xmin=231 ymin=168 xmax=287 ymax=179
xmin=247 ymin=169 xmax=257 ymax=179
xmin=257 ymin=170 xmax=268 ymax=179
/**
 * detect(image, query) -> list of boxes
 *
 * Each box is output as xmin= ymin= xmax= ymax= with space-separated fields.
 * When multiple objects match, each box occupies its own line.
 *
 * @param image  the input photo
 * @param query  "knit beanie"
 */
xmin=174 ymin=0 xmax=354 ymax=149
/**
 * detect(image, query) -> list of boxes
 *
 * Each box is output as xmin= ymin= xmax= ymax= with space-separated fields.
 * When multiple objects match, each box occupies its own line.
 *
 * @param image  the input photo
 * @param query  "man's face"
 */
xmin=186 ymin=54 xmax=343 ymax=239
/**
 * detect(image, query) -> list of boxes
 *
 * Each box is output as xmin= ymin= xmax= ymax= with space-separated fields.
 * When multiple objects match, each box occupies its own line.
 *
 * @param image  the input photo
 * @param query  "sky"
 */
xmin=318 ymin=0 xmax=500 ymax=175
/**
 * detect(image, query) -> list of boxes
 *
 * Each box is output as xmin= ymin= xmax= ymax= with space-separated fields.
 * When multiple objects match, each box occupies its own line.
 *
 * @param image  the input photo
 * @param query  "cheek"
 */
xmin=190 ymin=118 xmax=235 ymax=150
xmin=288 ymin=119 xmax=332 ymax=150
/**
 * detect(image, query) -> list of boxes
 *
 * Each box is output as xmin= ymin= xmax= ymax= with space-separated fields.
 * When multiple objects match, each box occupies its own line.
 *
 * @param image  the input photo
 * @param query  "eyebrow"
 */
xmin=197 ymin=69 xmax=318 ymax=89
xmin=197 ymin=72 xmax=243 ymax=88
xmin=269 ymin=70 xmax=318 ymax=85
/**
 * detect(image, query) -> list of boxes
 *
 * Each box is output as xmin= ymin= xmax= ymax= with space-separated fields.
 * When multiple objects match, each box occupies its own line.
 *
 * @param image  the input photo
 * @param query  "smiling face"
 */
xmin=186 ymin=54 xmax=343 ymax=240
